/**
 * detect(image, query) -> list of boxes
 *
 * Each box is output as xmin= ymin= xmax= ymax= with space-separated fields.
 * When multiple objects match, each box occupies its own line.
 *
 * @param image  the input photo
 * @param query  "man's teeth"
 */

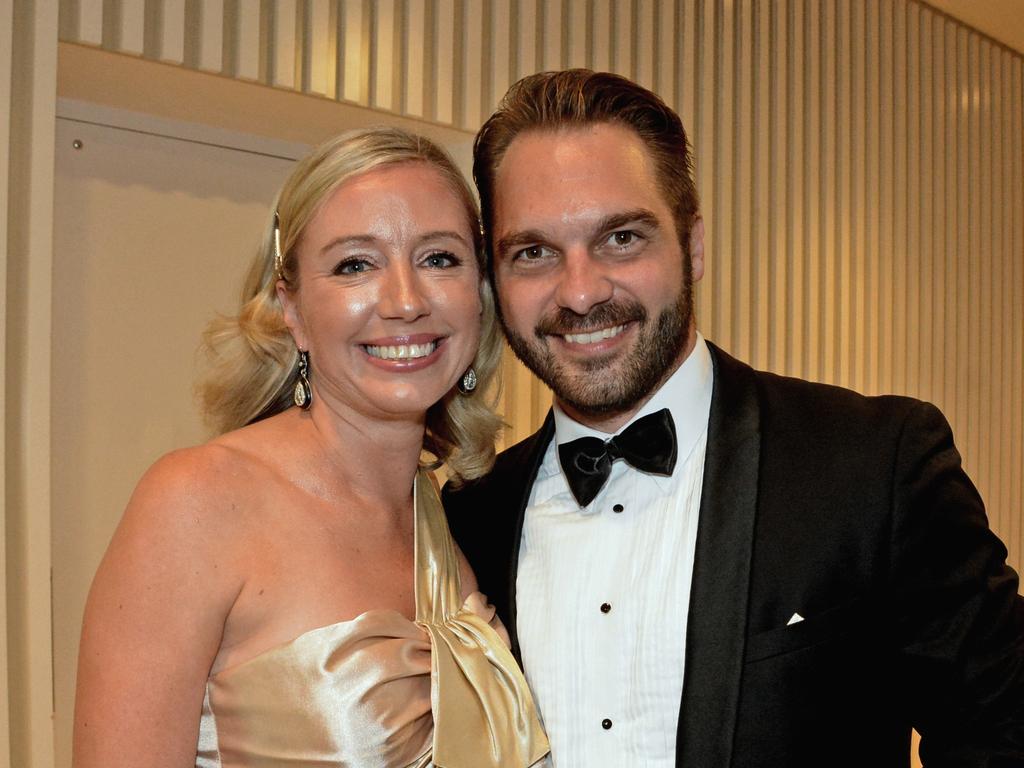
xmin=562 ymin=324 xmax=626 ymax=345
xmin=364 ymin=342 xmax=437 ymax=360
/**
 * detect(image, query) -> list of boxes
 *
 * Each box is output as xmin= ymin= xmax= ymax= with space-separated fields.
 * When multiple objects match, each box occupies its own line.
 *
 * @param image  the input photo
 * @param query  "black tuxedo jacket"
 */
xmin=444 ymin=343 xmax=1024 ymax=767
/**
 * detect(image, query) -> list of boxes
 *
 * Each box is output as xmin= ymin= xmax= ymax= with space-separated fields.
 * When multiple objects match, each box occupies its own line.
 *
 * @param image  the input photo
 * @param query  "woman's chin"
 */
xmin=354 ymin=382 xmax=456 ymax=419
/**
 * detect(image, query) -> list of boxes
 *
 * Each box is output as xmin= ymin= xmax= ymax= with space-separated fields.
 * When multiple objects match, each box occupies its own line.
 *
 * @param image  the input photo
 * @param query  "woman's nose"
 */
xmin=553 ymin=248 xmax=614 ymax=315
xmin=378 ymin=264 xmax=430 ymax=321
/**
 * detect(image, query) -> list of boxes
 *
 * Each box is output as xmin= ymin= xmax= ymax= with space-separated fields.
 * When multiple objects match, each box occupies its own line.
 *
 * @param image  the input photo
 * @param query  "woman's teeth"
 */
xmin=364 ymin=342 xmax=438 ymax=360
xmin=562 ymin=324 xmax=626 ymax=345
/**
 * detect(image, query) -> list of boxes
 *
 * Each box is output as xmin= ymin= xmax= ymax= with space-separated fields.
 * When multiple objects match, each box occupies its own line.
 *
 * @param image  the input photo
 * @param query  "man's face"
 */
xmin=490 ymin=123 xmax=704 ymax=427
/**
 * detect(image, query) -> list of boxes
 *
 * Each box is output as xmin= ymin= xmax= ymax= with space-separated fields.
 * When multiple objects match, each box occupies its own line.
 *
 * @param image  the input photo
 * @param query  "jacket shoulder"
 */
xmin=442 ymin=417 xmax=553 ymax=529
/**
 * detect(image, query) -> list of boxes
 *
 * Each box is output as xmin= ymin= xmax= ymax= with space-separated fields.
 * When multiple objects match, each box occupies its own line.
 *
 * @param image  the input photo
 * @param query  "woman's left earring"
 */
xmin=294 ymin=350 xmax=313 ymax=409
xmin=457 ymin=367 xmax=477 ymax=395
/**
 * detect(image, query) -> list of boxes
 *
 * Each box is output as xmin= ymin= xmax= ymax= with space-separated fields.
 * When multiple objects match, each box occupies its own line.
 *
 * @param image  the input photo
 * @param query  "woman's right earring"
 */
xmin=294 ymin=350 xmax=312 ymax=409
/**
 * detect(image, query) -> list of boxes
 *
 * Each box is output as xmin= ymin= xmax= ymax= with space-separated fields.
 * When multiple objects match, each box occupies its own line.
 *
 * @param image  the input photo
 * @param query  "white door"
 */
xmin=51 ymin=105 xmax=302 ymax=767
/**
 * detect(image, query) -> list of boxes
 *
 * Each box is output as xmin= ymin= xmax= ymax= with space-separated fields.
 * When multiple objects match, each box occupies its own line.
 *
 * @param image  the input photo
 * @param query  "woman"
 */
xmin=73 ymin=128 xmax=549 ymax=767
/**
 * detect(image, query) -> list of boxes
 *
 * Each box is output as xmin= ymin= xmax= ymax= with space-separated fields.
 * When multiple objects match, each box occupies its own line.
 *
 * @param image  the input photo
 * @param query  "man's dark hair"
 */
xmin=473 ymin=69 xmax=700 ymax=264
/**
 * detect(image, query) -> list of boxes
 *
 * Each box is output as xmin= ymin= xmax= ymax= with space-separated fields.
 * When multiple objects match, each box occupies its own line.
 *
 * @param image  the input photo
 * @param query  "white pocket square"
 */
xmin=786 ymin=612 xmax=804 ymax=626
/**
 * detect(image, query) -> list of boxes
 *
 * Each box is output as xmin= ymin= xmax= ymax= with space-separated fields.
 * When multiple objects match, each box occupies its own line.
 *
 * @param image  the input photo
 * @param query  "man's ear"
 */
xmin=276 ymin=280 xmax=308 ymax=350
xmin=689 ymin=216 xmax=705 ymax=283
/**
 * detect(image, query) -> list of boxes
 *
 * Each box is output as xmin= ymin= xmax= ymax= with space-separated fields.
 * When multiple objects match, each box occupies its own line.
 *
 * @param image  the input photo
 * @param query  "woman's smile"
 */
xmin=361 ymin=333 xmax=447 ymax=370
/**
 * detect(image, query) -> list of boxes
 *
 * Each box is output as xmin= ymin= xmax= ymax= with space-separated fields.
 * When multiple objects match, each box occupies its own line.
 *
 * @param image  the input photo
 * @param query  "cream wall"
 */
xmin=60 ymin=0 xmax=1024 ymax=538
xmin=55 ymin=0 xmax=1022 ymax=576
xmin=4 ymin=1 xmax=1023 ymax=765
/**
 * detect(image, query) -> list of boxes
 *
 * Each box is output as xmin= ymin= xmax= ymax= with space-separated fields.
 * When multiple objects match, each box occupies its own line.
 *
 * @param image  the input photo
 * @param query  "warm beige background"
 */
xmin=4 ymin=2 xmax=1024 ymax=767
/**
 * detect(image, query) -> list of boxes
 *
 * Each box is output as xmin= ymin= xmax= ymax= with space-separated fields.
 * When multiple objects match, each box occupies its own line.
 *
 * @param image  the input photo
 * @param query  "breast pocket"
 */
xmin=743 ymin=597 xmax=867 ymax=663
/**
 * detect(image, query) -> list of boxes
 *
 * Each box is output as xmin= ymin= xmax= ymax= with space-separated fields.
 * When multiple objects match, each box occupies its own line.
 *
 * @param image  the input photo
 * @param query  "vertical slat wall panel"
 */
xmin=516 ymin=0 xmax=540 ymax=79
xmin=110 ymin=0 xmax=145 ymax=54
xmin=371 ymin=0 xmax=398 ymax=111
xmin=434 ymin=0 xmax=456 ymax=123
xmin=305 ymin=0 xmax=333 ymax=95
xmin=58 ymin=0 xmax=104 ymax=45
xmin=0 ymin=1 xmax=12 ymax=760
xmin=461 ymin=0 xmax=485 ymax=128
xmin=491 ymin=1 xmax=513 ymax=114
xmin=56 ymin=1 xmax=1024 ymax=569
xmin=270 ymin=0 xmax=298 ymax=88
xmin=542 ymin=0 xmax=563 ymax=70
xmin=339 ymin=0 xmax=368 ymax=103
xmin=193 ymin=0 xmax=225 ymax=72
xmin=636 ymin=0 xmax=656 ymax=89
xmin=1009 ymin=53 xmax=1023 ymax=554
xmin=656 ymin=0 xmax=676 ymax=101
xmin=227 ymin=0 xmax=261 ymax=80
xmin=404 ymin=0 xmax=427 ymax=116
xmin=591 ymin=0 xmax=611 ymax=72
xmin=154 ymin=0 xmax=186 ymax=63
xmin=567 ymin=0 xmax=587 ymax=69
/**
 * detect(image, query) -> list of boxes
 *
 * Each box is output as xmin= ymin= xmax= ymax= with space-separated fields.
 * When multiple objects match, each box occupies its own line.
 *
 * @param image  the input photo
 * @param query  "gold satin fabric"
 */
xmin=195 ymin=472 xmax=549 ymax=768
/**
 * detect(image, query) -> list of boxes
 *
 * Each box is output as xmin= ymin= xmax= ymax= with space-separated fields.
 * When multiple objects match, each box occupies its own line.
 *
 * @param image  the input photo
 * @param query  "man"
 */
xmin=443 ymin=70 xmax=1024 ymax=767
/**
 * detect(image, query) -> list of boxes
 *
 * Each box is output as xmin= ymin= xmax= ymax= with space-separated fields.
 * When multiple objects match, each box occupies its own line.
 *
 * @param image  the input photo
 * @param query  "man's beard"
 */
xmin=501 ymin=269 xmax=693 ymax=419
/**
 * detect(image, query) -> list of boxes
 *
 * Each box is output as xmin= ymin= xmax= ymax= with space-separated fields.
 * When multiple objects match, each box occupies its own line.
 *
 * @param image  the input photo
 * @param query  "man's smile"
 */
xmin=558 ymin=324 xmax=628 ymax=346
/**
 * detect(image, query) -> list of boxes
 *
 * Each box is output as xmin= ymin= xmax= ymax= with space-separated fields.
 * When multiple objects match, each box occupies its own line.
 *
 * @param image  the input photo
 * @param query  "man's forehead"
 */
xmin=496 ymin=123 xmax=652 ymax=177
xmin=492 ymin=124 xmax=664 ymax=232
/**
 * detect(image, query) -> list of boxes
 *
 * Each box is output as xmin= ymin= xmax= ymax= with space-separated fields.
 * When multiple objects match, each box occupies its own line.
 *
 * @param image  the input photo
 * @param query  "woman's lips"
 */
xmin=359 ymin=334 xmax=447 ymax=370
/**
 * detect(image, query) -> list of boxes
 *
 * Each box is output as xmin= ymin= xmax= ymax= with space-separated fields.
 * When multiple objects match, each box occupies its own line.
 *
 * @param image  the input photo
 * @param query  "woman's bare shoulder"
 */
xmin=120 ymin=429 xmax=284 ymax=554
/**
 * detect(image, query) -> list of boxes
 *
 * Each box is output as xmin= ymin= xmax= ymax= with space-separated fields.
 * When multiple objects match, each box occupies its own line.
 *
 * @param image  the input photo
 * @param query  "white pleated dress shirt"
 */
xmin=516 ymin=334 xmax=714 ymax=768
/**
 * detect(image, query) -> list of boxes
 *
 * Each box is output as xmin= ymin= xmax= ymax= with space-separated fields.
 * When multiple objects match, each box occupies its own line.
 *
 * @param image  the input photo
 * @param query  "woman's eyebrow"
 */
xmin=319 ymin=234 xmax=376 ymax=254
xmin=415 ymin=230 xmax=472 ymax=247
xmin=318 ymin=230 xmax=470 ymax=254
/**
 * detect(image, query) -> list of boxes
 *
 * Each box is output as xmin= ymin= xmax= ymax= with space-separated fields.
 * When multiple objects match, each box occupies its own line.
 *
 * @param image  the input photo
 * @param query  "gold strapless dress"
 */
xmin=195 ymin=472 xmax=549 ymax=767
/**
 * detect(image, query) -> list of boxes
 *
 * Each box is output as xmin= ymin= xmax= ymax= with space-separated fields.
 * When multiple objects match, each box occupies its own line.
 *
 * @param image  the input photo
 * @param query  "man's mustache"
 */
xmin=534 ymin=301 xmax=647 ymax=338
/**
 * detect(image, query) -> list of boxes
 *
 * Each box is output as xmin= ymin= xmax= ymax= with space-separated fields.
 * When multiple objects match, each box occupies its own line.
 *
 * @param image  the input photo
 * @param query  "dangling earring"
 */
xmin=294 ymin=350 xmax=312 ymax=409
xmin=457 ymin=366 xmax=477 ymax=395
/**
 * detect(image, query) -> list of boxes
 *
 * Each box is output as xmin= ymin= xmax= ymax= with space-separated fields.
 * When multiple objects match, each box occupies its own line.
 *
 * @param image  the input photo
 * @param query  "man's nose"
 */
xmin=378 ymin=264 xmax=430 ymax=321
xmin=553 ymin=248 xmax=613 ymax=315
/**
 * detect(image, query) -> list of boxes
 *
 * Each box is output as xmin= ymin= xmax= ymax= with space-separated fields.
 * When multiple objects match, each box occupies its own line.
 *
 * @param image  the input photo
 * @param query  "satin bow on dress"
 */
xmin=196 ymin=472 xmax=549 ymax=768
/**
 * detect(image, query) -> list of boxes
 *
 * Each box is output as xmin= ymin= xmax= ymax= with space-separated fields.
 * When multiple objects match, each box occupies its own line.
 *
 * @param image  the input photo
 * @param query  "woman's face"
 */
xmin=278 ymin=162 xmax=482 ymax=420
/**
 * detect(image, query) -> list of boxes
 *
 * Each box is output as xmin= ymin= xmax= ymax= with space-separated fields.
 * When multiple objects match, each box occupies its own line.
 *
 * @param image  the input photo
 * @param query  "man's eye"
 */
xmin=334 ymin=258 xmax=371 ymax=275
xmin=608 ymin=230 xmax=640 ymax=247
xmin=423 ymin=251 xmax=459 ymax=268
xmin=513 ymin=245 xmax=551 ymax=262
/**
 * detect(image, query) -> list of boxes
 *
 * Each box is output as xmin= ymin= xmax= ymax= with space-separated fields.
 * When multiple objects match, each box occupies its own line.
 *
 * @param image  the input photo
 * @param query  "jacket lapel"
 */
xmin=676 ymin=343 xmax=761 ymax=767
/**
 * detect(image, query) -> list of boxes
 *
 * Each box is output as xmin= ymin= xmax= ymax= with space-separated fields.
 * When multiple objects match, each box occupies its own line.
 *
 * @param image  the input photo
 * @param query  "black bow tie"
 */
xmin=557 ymin=408 xmax=678 ymax=507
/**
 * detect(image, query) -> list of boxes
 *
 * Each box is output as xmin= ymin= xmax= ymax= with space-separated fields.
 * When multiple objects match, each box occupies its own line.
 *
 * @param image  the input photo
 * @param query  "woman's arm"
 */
xmin=73 ymin=448 xmax=242 ymax=768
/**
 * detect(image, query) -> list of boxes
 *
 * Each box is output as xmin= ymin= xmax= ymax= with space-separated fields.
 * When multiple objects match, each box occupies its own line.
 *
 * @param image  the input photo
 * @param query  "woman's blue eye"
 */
xmin=334 ymin=258 xmax=370 ymax=275
xmin=424 ymin=251 xmax=459 ymax=268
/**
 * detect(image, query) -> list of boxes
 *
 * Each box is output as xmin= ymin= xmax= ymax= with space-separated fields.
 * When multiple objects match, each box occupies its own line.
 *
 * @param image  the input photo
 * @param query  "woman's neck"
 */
xmin=297 ymin=400 xmax=427 ymax=508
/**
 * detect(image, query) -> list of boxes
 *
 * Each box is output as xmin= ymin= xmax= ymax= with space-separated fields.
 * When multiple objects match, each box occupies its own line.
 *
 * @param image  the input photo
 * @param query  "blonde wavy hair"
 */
xmin=198 ymin=127 xmax=503 ymax=484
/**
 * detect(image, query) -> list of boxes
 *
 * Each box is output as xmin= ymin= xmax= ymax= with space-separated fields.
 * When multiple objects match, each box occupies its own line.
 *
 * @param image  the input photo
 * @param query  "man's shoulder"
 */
xmin=710 ymin=342 xmax=935 ymax=439
xmin=443 ymin=415 xmax=553 ymax=516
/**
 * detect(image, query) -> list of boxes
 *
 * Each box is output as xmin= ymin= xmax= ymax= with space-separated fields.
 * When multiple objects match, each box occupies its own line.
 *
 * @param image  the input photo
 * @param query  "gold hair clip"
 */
xmin=273 ymin=211 xmax=284 ymax=278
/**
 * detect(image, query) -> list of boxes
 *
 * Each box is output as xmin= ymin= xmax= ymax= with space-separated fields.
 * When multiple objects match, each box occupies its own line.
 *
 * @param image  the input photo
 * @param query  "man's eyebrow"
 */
xmin=594 ymin=209 xmax=662 ymax=235
xmin=494 ymin=230 xmax=548 ymax=259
